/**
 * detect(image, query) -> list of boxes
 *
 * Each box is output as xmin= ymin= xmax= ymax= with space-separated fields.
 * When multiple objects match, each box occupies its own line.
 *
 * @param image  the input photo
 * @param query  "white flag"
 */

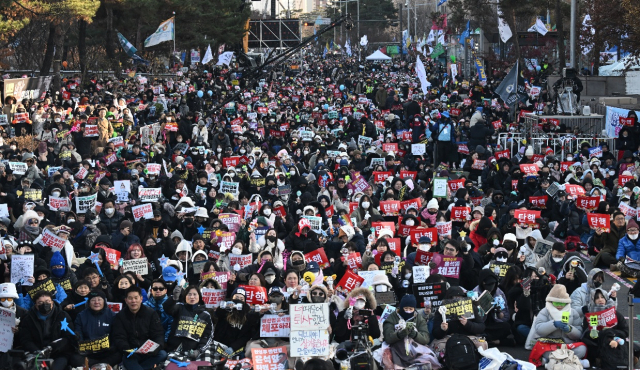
xmin=581 ymin=15 xmax=594 ymax=55
xmin=426 ymin=30 xmax=435 ymax=45
xmin=450 ymin=64 xmax=458 ymax=81
xmin=144 ymin=17 xmax=175 ymax=48
xmin=437 ymin=34 xmax=446 ymax=46
xmin=415 ymin=57 xmax=431 ymax=95
xmin=360 ymin=35 xmax=368 ymax=46
xmin=497 ymin=0 xmax=512 ymax=43
xmin=345 ymin=40 xmax=352 ymax=57
xmin=202 ymin=45 xmax=213 ymax=64
xmin=527 ymin=18 xmax=548 ymax=36
xmin=216 ymin=51 xmax=234 ymax=66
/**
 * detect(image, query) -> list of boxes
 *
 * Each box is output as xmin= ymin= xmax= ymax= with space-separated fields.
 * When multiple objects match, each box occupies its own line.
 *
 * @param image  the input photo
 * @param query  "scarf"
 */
xmin=545 ymin=301 xmax=571 ymax=322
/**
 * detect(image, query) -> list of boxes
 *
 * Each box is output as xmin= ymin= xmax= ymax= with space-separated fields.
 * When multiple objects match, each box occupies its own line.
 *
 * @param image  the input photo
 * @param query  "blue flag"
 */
xmin=459 ymin=21 xmax=470 ymax=45
xmin=438 ymin=0 xmax=447 ymax=5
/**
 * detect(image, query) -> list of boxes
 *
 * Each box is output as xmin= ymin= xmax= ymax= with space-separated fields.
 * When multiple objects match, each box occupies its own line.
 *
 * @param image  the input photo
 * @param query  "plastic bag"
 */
xmin=478 ymin=347 xmax=536 ymax=370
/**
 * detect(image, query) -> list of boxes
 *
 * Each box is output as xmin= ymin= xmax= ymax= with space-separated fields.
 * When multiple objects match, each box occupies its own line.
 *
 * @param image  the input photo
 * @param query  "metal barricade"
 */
xmin=497 ymin=133 xmax=614 ymax=161
xmin=497 ymin=133 xmax=525 ymax=156
xmin=629 ymin=294 xmax=638 ymax=370
xmin=524 ymin=113 xmax=606 ymax=136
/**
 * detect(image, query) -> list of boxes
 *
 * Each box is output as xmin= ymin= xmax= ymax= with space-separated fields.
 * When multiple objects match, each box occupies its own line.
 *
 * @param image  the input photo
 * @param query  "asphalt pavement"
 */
xmin=497 ymin=250 xmax=639 ymax=367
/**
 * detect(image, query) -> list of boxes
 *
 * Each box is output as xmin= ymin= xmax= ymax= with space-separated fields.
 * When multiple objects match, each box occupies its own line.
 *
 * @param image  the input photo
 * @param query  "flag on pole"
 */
xmin=426 ymin=30 xmax=435 ymax=45
xmin=202 ymin=45 xmax=213 ymax=64
xmin=438 ymin=0 xmax=447 ymax=5
xmin=144 ymin=17 xmax=175 ymax=47
xmin=415 ymin=56 xmax=431 ymax=95
xmin=345 ymin=39 xmax=352 ymax=56
xmin=218 ymin=44 xmax=225 ymax=54
xmin=118 ymin=32 xmax=149 ymax=64
xmin=495 ymin=60 xmax=526 ymax=106
xmin=497 ymin=1 xmax=512 ymax=43
xmin=216 ymin=51 xmax=234 ymax=66
xmin=527 ymin=18 xmax=548 ymax=36
xmin=459 ymin=20 xmax=470 ymax=45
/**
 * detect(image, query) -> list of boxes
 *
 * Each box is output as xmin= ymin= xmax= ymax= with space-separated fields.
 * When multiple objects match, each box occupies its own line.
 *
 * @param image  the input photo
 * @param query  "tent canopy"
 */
xmin=365 ymin=50 xmax=392 ymax=61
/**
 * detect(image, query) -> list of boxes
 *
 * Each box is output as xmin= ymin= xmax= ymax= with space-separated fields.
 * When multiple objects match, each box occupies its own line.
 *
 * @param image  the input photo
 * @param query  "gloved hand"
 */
xmin=397 ymin=329 xmax=408 ymax=339
xmin=345 ymin=307 xmax=353 ymax=320
xmin=618 ymin=257 xmax=625 ymax=263
xmin=172 ymin=285 xmax=183 ymax=301
xmin=554 ymin=321 xmax=570 ymax=332
xmin=100 ymin=277 xmax=108 ymax=287
xmin=409 ymin=327 xmax=418 ymax=338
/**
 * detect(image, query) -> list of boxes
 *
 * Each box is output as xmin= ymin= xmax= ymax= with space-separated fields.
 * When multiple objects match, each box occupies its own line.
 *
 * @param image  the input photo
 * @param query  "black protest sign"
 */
xmin=442 ymin=298 xmax=475 ymax=320
xmin=412 ymin=282 xmax=447 ymax=308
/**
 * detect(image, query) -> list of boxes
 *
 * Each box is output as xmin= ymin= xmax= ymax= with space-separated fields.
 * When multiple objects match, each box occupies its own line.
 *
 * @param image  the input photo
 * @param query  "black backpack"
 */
xmin=444 ymin=334 xmax=478 ymax=370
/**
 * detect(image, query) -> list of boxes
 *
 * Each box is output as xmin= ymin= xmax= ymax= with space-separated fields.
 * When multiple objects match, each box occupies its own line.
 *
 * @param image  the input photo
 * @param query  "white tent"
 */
xmin=599 ymin=55 xmax=640 ymax=76
xmin=365 ymin=50 xmax=392 ymax=61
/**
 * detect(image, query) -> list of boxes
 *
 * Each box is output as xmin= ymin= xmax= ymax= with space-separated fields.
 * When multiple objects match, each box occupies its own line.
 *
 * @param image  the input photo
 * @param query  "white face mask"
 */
xmin=54 ymin=118 xmax=61 ymax=123
xmin=67 ymin=219 xmax=75 ymax=224
xmin=105 ymin=208 xmax=115 ymax=216
xmin=630 ymin=234 xmax=639 ymax=241
xmin=361 ymin=201 xmax=370 ymax=209
xmin=375 ymin=285 xmax=388 ymax=292
xmin=52 ymin=191 xmax=61 ymax=197
xmin=419 ymin=244 xmax=430 ymax=251
xmin=290 ymin=169 xmax=296 ymax=175
xmin=354 ymin=299 xmax=366 ymax=309
xmin=404 ymin=273 xmax=412 ymax=279
xmin=240 ymin=149 xmax=246 ymax=154
xmin=567 ymin=157 xmax=573 ymax=161
xmin=263 ymin=209 xmax=272 ymax=216
xmin=496 ymin=257 xmax=508 ymax=263
xmin=405 ymin=219 xmax=415 ymax=226
xmin=552 ymin=257 xmax=563 ymax=263
xmin=0 ymin=300 xmax=12 ymax=308
xmin=265 ymin=275 xmax=275 ymax=284
xmin=232 ymin=247 xmax=243 ymax=255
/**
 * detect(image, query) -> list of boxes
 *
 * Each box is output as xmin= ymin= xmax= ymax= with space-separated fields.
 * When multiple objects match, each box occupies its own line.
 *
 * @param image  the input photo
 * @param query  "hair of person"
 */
xmin=302 ymin=358 xmax=334 ymax=370
xmin=125 ymin=286 xmax=143 ymax=297
xmin=151 ymin=279 xmax=167 ymax=288
xmin=33 ymin=290 xmax=55 ymax=302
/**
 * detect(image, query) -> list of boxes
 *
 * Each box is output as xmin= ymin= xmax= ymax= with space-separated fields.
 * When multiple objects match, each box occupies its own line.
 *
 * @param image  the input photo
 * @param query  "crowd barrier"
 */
xmin=497 ymin=133 xmax=616 ymax=162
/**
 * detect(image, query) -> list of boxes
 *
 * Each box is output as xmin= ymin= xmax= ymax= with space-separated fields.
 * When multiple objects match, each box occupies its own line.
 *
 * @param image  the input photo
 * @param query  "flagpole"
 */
xmin=173 ymin=12 xmax=176 ymax=68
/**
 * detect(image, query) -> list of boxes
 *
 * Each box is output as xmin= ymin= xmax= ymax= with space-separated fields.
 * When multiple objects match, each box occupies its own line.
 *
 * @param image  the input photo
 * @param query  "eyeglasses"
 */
xmin=0 ymin=298 xmax=13 ymax=302
xmin=87 ymin=275 xmax=100 ymax=281
xmin=444 ymin=247 xmax=457 ymax=253
xmin=152 ymin=287 xmax=166 ymax=291
xmin=28 ymin=220 xmax=39 ymax=225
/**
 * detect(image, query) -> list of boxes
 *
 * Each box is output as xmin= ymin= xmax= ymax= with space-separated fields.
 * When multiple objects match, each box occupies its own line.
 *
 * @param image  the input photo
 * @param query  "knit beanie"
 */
xmin=545 ymin=284 xmax=571 ymax=304
xmin=399 ymin=294 xmax=417 ymax=309
xmin=628 ymin=219 xmax=639 ymax=231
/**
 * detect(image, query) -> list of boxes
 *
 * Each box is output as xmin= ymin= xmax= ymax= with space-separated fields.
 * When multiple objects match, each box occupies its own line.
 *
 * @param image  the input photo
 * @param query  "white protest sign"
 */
xmin=220 ymin=181 xmax=240 ymax=195
xmin=260 ymin=315 xmax=291 ymax=337
xmin=146 ymin=163 xmax=161 ymax=175
xmin=138 ymin=188 xmax=162 ymax=202
xmin=41 ymin=229 xmax=66 ymax=252
xmin=122 ymin=257 xmax=149 ymax=275
xmin=0 ymin=204 xmax=8 ymax=218
xmin=136 ymin=340 xmax=160 ymax=354
xmin=290 ymin=303 xmax=330 ymax=330
xmin=8 ymin=162 xmax=27 ymax=175
xmin=75 ymin=193 xmax=97 ymax=214
xmin=358 ymin=270 xmax=385 ymax=288
xmin=412 ymin=266 xmax=430 ymax=284
xmin=0 ymin=308 xmax=15 ymax=352
xmin=302 ymin=216 xmax=322 ymax=234
xmin=290 ymin=330 xmax=330 ymax=357
xmin=75 ymin=167 xmax=88 ymax=180
xmin=11 ymin=254 xmax=34 ymax=286
xmin=411 ymin=144 xmax=426 ymax=155
xmin=48 ymin=197 xmax=70 ymax=211
xmin=114 ymin=180 xmax=131 ymax=194
xmin=228 ymin=254 xmax=252 ymax=269
xmin=0 ymin=115 xmax=8 ymax=125
xmin=432 ymin=178 xmax=448 ymax=198
xmin=132 ymin=203 xmax=154 ymax=221
xmin=201 ymin=288 xmax=226 ymax=308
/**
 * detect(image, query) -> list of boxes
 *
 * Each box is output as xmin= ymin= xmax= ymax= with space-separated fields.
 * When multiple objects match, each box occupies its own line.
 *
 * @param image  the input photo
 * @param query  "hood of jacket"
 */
xmin=345 ymin=287 xmax=377 ymax=310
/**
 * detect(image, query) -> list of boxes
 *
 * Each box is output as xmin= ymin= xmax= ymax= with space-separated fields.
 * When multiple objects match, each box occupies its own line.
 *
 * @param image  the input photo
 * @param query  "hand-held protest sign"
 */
xmin=11 ymin=254 xmax=34 ymax=286
xmin=514 ymin=209 xmax=541 ymax=227
xmin=587 ymin=213 xmax=611 ymax=233
xmin=41 ymin=229 xmax=66 ymax=252
xmin=260 ymin=315 xmax=291 ymax=337
xmin=122 ymin=257 xmax=149 ymax=275
xmin=201 ymin=288 xmax=226 ymax=308
xmin=290 ymin=303 xmax=330 ymax=357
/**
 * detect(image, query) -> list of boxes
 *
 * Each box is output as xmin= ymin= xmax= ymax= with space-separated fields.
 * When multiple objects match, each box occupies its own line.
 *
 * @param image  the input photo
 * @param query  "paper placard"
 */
xmin=260 ymin=315 xmax=291 ymax=337
xmin=132 ymin=203 xmax=154 ymax=221
xmin=358 ymin=270 xmax=385 ymax=288
xmin=136 ymin=340 xmax=160 ymax=354
xmin=41 ymin=228 xmax=66 ymax=252
xmin=138 ymin=188 xmax=161 ymax=202
xmin=252 ymin=346 xmax=289 ymax=370
xmin=122 ymin=257 xmax=149 ymax=275
xmin=412 ymin=266 xmax=430 ymax=283
xmin=8 ymin=162 xmax=27 ymax=175
xmin=411 ymin=144 xmax=426 ymax=155
xmin=413 ymin=282 xmax=446 ymax=308
xmin=442 ymin=298 xmax=475 ymax=319
xmin=228 ymin=254 xmax=252 ymax=269
xmin=75 ymin=193 xmax=97 ymax=214
xmin=201 ymin=288 xmax=226 ymax=308
xmin=290 ymin=303 xmax=329 ymax=331
xmin=0 ymin=308 xmax=15 ymax=352
xmin=290 ymin=330 xmax=330 ymax=357
xmin=11 ymin=254 xmax=34 ymax=286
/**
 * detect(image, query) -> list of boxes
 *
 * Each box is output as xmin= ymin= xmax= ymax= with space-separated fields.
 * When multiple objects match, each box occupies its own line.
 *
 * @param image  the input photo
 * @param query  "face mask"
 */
xmin=631 ymin=234 xmax=639 ymax=240
xmin=399 ymin=309 xmax=414 ymax=320
xmin=267 ymin=235 xmax=277 ymax=243
xmin=0 ymin=300 xmax=12 ymax=308
xmin=361 ymin=201 xmax=370 ymax=209
xmin=269 ymin=296 xmax=283 ymax=305
xmin=265 ymin=275 xmax=275 ymax=284
xmin=311 ymin=295 xmax=325 ymax=303
xmin=240 ymin=149 xmax=246 ymax=154
xmin=552 ymin=257 xmax=563 ymax=263
xmin=54 ymin=118 xmax=61 ymax=123
xmin=418 ymin=244 xmax=430 ymax=251
xmin=263 ymin=209 xmax=272 ymax=216
xmin=217 ymin=148 xmax=222 ymax=152
xmin=493 ymin=239 xmax=499 ymax=246
xmin=105 ymin=208 xmax=115 ymax=216
xmin=293 ymin=260 xmax=304 ymax=266
xmin=404 ymin=273 xmax=412 ymax=279
xmin=405 ymin=219 xmax=415 ymax=226
xmin=567 ymin=157 xmax=573 ymax=161
xmin=232 ymin=247 xmax=242 ymax=255
xmin=10 ymin=146 xmax=16 ymax=151
xmin=52 ymin=191 xmax=61 ymax=197
xmin=496 ymin=257 xmax=507 ymax=263
xmin=232 ymin=299 xmax=244 ymax=305
xmin=375 ymin=285 xmax=388 ymax=292
xmin=594 ymin=281 xmax=602 ymax=288
xmin=38 ymin=302 xmax=52 ymax=315
xmin=354 ymin=299 xmax=366 ymax=309
xmin=177 ymin=139 xmax=183 ymax=143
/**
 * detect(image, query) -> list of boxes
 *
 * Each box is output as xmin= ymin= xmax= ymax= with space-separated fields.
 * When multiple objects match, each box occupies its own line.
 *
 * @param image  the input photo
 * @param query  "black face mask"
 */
xmin=232 ymin=299 xmax=244 ymax=305
xmin=292 ymin=260 xmax=304 ymax=266
xmin=310 ymin=295 xmax=325 ymax=303
xmin=38 ymin=302 xmax=52 ymax=315
xmin=594 ymin=281 xmax=602 ymax=288
xmin=267 ymin=236 xmax=277 ymax=243
xmin=483 ymin=283 xmax=496 ymax=293
xmin=185 ymin=218 xmax=194 ymax=225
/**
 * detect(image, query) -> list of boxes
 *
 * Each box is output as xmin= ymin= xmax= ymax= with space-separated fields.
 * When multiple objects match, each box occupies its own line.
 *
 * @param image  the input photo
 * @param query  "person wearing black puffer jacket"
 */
xmin=163 ymin=285 xmax=214 ymax=353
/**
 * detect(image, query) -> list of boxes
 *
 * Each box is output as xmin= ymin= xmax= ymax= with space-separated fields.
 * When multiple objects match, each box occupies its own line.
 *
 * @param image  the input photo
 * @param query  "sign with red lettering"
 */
xmin=257 ymin=107 xmax=268 ymax=114
xmin=436 ymin=221 xmax=452 ymax=236
xmin=514 ymin=210 xmax=541 ymax=227
xmin=447 ymin=179 xmax=465 ymax=193
xmin=463 ymin=98 xmax=472 ymax=106
xmin=495 ymin=150 xmax=510 ymax=160
xmin=410 ymin=227 xmax=438 ymax=245
xmin=41 ymin=229 xmax=65 ymax=252
xmin=434 ymin=255 xmax=462 ymax=279
xmin=380 ymin=201 xmax=401 ymax=216
xmin=584 ymin=307 xmax=618 ymax=330
xmin=451 ymin=207 xmax=470 ymax=222
xmin=577 ymin=196 xmax=600 ymax=211
xmin=382 ymin=143 xmax=398 ymax=153
xmin=304 ymin=248 xmax=330 ymax=269
xmin=587 ymin=213 xmax=610 ymax=233
xmin=519 ymin=164 xmax=539 ymax=175
xmin=372 ymin=222 xmax=395 ymax=237
xmin=471 ymin=159 xmax=486 ymax=170
xmin=458 ymin=144 xmax=469 ymax=155
xmin=336 ymin=270 xmax=364 ymax=292
xmin=201 ymin=288 xmax=226 ymax=308
xmin=223 ymin=156 xmax=241 ymax=168
xmin=259 ymin=316 xmax=291 ymax=338
xmin=529 ymin=196 xmax=548 ymax=209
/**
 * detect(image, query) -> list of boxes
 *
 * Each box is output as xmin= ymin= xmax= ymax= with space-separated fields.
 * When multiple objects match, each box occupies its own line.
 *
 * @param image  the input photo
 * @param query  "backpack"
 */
xmin=598 ymin=330 xmax=628 ymax=370
xmin=545 ymin=345 xmax=582 ymax=370
xmin=444 ymin=334 xmax=478 ymax=370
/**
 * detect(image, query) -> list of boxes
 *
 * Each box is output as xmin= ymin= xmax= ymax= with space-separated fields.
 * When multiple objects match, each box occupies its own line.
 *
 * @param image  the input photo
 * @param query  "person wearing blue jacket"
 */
xmin=17 ymin=266 xmax=67 ymax=311
xmin=615 ymin=219 xmax=640 ymax=276
xmin=429 ymin=112 xmax=456 ymax=167
xmin=70 ymin=289 xmax=122 ymax=367
xmin=143 ymin=279 xmax=173 ymax=342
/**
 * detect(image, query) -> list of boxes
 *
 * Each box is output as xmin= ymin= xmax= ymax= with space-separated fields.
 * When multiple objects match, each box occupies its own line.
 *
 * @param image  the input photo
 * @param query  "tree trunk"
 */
xmin=106 ymin=5 xmax=116 ymax=59
xmin=510 ymin=8 xmax=521 ymax=62
xmin=40 ymin=22 xmax=56 ymax=76
xmin=556 ymin=0 xmax=566 ymax=70
xmin=79 ymin=19 xmax=88 ymax=85
xmin=136 ymin=15 xmax=143 ymax=51
xmin=52 ymin=22 xmax=64 ymax=93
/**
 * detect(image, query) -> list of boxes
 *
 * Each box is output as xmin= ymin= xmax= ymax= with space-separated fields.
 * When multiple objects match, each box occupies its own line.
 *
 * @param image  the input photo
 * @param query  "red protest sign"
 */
xmin=415 ymin=250 xmax=434 ymax=266
xmin=565 ymin=184 xmax=586 ymax=197
xmin=304 ymin=248 xmax=330 ymax=269
xmin=492 ymin=120 xmax=502 ymax=130
xmin=349 ymin=202 xmax=359 ymax=214
xmin=398 ymin=224 xmax=416 ymax=237
xmin=345 ymin=252 xmax=363 ymax=271
xmin=495 ymin=150 xmax=510 ymax=160
xmin=239 ymin=285 xmax=268 ymax=305
xmin=587 ymin=213 xmax=610 ymax=233
xmin=435 ymin=255 xmax=462 ymax=279
xmin=447 ymin=179 xmax=465 ymax=193
xmin=386 ymin=238 xmax=401 ymax=254
xmin=463 ymin=98 xmax=472 ymax=106
xmin=400 ymin=198 xmax=421 ymax=212
xmin=223 ymin=156 xmax=241 ymax=168
xmin=620 ymin=117 xmax=635 ymax=127
xmin=560 ymin=162 xmax=574 ymax=172
xmin=451 ymin=207 xmax=470 ymax=222
xmin=372 ymin=222 xmax=395 ymax=237
xmin=577 ymin=196 xmax=600 ymax=211
xmin=512 ymin=180 xmax=518 ymax=191
xmin=471 ymin=159 xmax=486 ymax=170
xmin=584 ymin=307 xmax=618 ymax=330
xmin=399 ymin=171 xmax=417 ymax=180
xmin=450 ymin=108 xmax=461 ymax=116
xmin=619 ymin=175 xmax=633 ymax=187
xmin=458 ymin=144 xmax=469 ymax=155
xmin=531 ymin=154 xmax=544 ymax=163
xmin=95 ymin=246 xmax=121 ymax=270
xmin=336 ymin=270 xmax=364 ymax=292
xmin=382 ymin=143 xmax=398 ymax=153
xmin=373 ymin=171 xmax=394 ymax=184
xmin=470 ymin=197 xmax=482 ymax=206
xmin=380 ymin=201 xmax=401 ymax=216
xmin=410 ymin=227 xmax=438 ymax=245
xmin=273 ymin=205 xmax=286 ymax=218
xmin=514 ymin=210 xmax=541 ymax=227
xmin=519 ymin=164 xmax=539 ymax=175
xmin=251 ymin=346 xmax=288 ymax=370
xmin=529 ymin=196 xmax=548 ymax=209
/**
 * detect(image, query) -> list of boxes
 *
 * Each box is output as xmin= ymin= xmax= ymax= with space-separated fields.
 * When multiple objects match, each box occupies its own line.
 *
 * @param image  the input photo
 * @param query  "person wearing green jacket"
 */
xmin=382 ymin=295 xmax=430 ymax=345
